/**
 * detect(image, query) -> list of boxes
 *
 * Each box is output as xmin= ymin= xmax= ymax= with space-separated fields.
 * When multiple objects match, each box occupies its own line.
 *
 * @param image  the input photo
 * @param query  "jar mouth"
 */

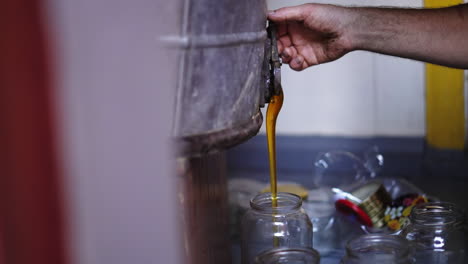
xmin=410 ymin=202 xmax=465 ymax=227
xmin=255 ymin=247 xmax=320 ymax=264
xmin=346 ymin=234 xmax=410 ymax=259
xmin=250 ymin=192 xmax=302 ymax=213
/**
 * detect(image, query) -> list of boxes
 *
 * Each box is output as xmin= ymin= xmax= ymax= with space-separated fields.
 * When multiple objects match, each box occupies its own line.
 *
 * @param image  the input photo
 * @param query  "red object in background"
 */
xmin=335 ymin=199 xmax=374 ymax=227
xmin=0 ymin=0 xmax=68 ymax=263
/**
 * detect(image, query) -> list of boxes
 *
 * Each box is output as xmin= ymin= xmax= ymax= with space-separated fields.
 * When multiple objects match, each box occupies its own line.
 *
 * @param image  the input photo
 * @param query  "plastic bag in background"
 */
xmin=306 ymin=146 xmax=427 ymax=255
xmin=314 ymin=147 xmax=383 ymax=190
xmin=305 ymin=148 xmax=381 ymax=256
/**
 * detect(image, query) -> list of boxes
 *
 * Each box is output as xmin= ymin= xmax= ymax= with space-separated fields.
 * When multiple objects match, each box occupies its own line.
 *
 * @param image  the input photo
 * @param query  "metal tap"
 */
xmin=261 ymin=21 xmax=282 ymax=107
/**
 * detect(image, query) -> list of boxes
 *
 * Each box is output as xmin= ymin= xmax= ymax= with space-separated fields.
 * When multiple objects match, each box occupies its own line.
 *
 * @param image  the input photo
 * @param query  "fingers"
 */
xmin=277 ymin=38 xmax=306 ymax=70
xmin=268 ymin=6 xmax=306 ymax=23
xmin=289 ymin=55 xmax=308 ymax=71
xmin=268 ymin=6 xmax=310 ymax=71
xmin=277 ymin=35 xmax=297 ymax=64
xmin=278 ymin=35 xmax=292 ymax=49
xmin=281 ymin=48 xmax=310 ymax=71
xmin=277 ymin=40 xmax=284 ymax=54
xmin=281 ymin=46 xmax=297 ymax=64
xmin=278 ymin=34 xmax=293 ymax=53
xmin=276 ymin=23 xmax=288 ymax=38
xmin=277 ymin=35 xmax=291 ymax=58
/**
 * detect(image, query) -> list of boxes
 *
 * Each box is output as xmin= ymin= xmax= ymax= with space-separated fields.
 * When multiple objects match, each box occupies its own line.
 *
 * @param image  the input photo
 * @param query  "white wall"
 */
xmin=264 ymin=0 xmax=425 ymax=137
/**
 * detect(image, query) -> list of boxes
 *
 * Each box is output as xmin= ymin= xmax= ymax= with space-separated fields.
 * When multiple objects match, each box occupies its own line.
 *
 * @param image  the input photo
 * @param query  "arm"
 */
xmin=268 ymin=4 xmax=468 ymax=70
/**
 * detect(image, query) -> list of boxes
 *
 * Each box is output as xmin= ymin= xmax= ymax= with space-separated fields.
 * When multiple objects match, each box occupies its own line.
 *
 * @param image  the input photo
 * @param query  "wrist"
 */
xmin=309 ymin=4 xmax=360 ymax=54
xmin=341 ymin=7 xmax=365 ymax=52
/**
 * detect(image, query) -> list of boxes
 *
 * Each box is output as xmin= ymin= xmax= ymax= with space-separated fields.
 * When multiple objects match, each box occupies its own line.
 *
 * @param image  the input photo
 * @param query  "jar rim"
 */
xmin=254 ymin=247 xmax=320 ymax=264
xmin=410 ymin=202 xmax=465 ymax=227
xmin=345 ymin=234 xmax=410 ymax=259
xmin=250 ymin=192 xmax=302 ymax=213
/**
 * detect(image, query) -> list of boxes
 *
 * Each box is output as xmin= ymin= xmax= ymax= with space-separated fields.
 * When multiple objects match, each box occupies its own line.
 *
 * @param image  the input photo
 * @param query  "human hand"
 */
xmin=268 ymin=4 xmax=355 ymax=71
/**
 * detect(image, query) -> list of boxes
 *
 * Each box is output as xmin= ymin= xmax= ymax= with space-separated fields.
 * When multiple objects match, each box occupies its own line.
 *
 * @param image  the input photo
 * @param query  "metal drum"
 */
xmin=170 ymin=0 xmax=268 ymax=156
xmin=165 ymin=1 xmax=269 ymax=264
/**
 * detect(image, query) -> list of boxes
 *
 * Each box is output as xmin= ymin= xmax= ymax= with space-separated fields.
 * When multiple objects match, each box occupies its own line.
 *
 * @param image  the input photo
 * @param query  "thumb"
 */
xmin=268 ymin=6 xmax=306 ymax=23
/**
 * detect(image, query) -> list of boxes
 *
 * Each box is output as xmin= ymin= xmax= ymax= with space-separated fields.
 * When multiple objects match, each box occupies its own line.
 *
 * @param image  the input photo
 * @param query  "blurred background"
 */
xmin=1 ymin=0 xmax=466 ymax=264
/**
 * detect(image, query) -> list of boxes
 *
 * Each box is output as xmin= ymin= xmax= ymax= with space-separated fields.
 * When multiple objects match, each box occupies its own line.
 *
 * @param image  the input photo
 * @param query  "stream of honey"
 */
xmin=266 ymin=90 xmax=283 ymax=207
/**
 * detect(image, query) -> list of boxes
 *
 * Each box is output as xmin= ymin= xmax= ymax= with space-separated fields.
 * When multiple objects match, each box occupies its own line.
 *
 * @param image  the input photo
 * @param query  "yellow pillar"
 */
xmin=425 ymin=0 xmax=465 ymax=150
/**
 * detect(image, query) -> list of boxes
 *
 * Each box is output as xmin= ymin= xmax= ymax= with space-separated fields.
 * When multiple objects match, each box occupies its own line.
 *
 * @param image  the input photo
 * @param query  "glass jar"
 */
xmin=241 ymin=192 xmax=313 ymax=264
xmin=341 ymin=234 xmax=414 ymax=264
xmin=254 ymin=247 xmax=320 ymax=264
xmin=400 ymin=202 xmax=466 ymax=264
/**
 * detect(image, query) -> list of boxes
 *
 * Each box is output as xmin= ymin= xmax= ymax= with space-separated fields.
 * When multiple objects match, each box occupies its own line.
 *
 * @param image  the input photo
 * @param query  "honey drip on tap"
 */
xmin=266 ymin=90 xmax=283 ymax=206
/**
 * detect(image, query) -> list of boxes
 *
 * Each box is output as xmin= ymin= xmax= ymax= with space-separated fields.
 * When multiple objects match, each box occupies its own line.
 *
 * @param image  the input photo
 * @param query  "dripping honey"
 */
xmin=266 ymin=91 xmax=283 ymax=206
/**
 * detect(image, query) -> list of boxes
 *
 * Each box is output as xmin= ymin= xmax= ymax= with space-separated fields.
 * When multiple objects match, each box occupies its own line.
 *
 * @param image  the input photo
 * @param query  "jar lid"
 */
xmin=335 ymin=182 xmax=392 ymax=227
xmin=335 ymin=198 xmax=373 ymax=227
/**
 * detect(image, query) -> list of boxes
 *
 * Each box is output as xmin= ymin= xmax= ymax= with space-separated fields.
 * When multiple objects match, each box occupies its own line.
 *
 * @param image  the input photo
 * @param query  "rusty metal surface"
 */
xmin=177 ymin=111 xmax=263 ymax=157
xmin=178 ymin=152 xmax=232 ymax=264
xmin=171 ymin=0 xmax=267 ymax=156
xmin=167 ymin=2 xmax=268 ymax=263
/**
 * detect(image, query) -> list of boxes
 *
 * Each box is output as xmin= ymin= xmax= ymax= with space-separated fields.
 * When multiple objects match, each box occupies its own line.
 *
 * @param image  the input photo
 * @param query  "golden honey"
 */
xmin=266 ymin=91 xmax=283 ymax=206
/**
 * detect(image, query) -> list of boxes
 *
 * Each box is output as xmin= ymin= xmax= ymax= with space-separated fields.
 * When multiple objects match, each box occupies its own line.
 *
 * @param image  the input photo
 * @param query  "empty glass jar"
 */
xmin=400 ymin=202 xmax=466 ymax=264
xmin=341 ymin=234 xmax=414 ymax=264
xmin=241 ymin=192 xmax=313 ymax=264
xmin=254 ymin=247 xmax=320 ymax=264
